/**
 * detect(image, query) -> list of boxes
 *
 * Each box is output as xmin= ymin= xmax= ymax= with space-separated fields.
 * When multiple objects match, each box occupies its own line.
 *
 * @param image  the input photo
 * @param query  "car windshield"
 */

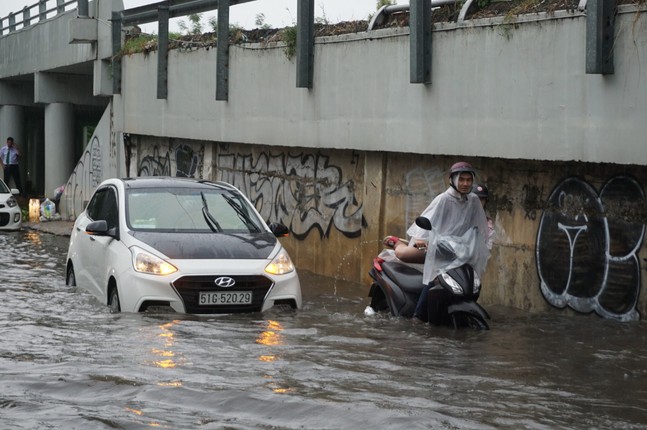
xmin=126 ymin=187 xmax=264 ymax=233
xmin=0 ymin=180 xmax=10 ymax=194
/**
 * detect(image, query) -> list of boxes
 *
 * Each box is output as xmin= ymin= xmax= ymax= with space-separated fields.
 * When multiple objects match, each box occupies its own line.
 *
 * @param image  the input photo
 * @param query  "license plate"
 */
xmin=199 ymin=291 xmax=252 ymax=305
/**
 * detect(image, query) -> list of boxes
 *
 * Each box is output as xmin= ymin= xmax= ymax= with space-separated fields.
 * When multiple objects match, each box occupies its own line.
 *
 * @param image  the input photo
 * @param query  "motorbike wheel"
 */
xmin=368 ymin=284 xmax=389 ymax=312
xmin=452 ymin=313 xmax=489 ymax=330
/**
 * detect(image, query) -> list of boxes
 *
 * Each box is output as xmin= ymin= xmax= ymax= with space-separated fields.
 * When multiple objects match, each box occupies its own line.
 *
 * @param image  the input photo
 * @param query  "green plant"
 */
xmin=178 ymin=13 xmax=203 ymax=35
xmin=255 ymin=13 xmax=271 ymax=29
xmin=120 ymin=34 xmax=158 ymax=56
xmin=281 ymin=26 xmax=297 ymax=60
xmin=497 ymin=22 xmax=514 ymax=39
xmin=208 ymin=16 xmax=218 ymax=32
xmin=376 ymin=0 xmax=396 ymax=8
xmin=315 ymin=4 xmax=329 ymax=25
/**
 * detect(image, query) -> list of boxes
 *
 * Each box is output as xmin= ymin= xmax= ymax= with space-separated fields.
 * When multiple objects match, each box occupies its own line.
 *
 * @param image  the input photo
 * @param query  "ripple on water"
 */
xmin=1 ymin=232 xmax=647 ymax=428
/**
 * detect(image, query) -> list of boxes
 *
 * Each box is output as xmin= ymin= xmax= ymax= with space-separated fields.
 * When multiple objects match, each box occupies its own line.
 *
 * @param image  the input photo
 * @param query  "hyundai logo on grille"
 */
xmin=214 ymin=276 xmax=236 ymax=288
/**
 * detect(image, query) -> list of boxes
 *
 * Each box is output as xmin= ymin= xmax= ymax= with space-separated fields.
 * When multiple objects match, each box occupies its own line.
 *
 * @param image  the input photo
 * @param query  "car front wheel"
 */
xmin=66 ymin=265 xmax=76 ymax=287
xmin=109 ymin=287 xmax=121 ymax=313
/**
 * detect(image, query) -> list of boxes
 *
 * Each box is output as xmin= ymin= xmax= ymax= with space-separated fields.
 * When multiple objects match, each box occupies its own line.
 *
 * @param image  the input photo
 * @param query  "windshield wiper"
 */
xmin=223 ymin=194 xmax=261 ymax=233
xmin=201 ymin=192 xmax=222 ymax=232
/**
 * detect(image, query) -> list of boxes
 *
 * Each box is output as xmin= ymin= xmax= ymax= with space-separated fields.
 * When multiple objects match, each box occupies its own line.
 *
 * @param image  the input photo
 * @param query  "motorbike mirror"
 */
xmin=415 ymin=216 xmax=432 ymax=231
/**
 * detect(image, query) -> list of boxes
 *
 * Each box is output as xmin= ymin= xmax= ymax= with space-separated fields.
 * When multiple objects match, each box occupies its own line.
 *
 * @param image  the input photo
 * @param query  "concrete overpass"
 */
xmin=1 ymin=0 xmax=646 ymax=321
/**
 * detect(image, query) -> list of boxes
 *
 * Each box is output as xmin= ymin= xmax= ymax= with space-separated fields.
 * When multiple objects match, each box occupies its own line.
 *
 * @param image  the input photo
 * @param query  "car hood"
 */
xmin=129 ymin=231 xmax=278 ymax=259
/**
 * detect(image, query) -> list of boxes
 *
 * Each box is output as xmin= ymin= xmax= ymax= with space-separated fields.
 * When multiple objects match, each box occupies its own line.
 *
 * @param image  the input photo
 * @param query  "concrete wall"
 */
xmin=127 ymin=134 xmax=647 ymax=321
xmin=59 ymin=5 xmax=647 ymax=321
xmin=0 ymin=10 xmax=95 ymax=79
xmin=115 ymin=6 xmax=647 ymax=167
xmin=60 ymin=102 xmax=123 ymax=219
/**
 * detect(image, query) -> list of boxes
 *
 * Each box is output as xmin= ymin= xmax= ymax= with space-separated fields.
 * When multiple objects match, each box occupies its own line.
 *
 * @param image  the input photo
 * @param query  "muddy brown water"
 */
xmin=1 ymin=230 xmax=646 ymax=429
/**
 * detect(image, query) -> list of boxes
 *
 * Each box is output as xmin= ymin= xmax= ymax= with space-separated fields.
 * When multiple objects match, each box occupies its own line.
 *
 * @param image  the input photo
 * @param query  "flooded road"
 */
xmin=1 ymin=230 xmax=646 ymax=429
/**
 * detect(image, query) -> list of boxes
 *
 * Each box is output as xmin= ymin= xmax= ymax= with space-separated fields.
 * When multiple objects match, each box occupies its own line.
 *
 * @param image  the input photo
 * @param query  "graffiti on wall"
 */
xmin=218 ymin=150 xmax=365 ymax=239
xmin=137 ymin=143 xmax=202 ymax=178
xmin=536 ymin=176 xmax=646 ymax=321
xmin=62 ymin=136 xmax=103 ymax=219
xmin=404 ymin=166 xmax=445 ymax=229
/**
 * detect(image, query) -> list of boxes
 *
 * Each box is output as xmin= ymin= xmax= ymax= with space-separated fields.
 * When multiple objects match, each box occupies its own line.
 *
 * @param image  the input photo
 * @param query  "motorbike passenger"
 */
xmin=384 ymin=161 xmax=490 ymax=322
xmin=473 ymin=183 xmax=495 ymax=250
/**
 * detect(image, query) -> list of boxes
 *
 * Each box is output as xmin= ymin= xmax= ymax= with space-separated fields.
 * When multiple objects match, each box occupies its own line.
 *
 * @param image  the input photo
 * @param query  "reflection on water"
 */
xmin=0 ymin=231 xmax=646 ymax=429
xmin=151 ymin=321 xmax=181 ymax=369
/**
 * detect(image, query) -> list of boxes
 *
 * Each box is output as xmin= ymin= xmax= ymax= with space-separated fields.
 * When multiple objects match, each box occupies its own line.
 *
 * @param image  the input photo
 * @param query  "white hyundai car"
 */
xmin=66 ymin=177 xmax=301 ymax=313
xmin=0 ymin=179 xmax=22 ymax=231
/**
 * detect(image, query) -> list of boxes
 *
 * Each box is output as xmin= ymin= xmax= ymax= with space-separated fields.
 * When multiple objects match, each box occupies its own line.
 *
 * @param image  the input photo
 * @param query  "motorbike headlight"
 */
xmin=6 ymin=196 xmax=17 ymax=208
xmin=441 ymin=272 xmax=464 ymax=295
xmin=131 ymin=246 xmax=177 ymax=275
xmin=265 ymin=250 xmax=295 ymax=275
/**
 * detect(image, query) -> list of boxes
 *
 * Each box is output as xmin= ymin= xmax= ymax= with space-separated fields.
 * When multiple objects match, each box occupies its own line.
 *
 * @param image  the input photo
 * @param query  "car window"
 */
xmin=126 ymin=188 xmax=263 ymax=233
xmin=0 ymin=180 xmax=9 ymax=193
xmin=86 ymin=187 xmax=119 ymax=230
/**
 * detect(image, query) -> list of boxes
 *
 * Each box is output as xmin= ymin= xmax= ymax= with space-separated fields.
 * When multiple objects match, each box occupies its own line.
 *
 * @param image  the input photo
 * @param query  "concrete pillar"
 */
xmin=45 ymin=103 xmax=74 ymax=198
xmin=0 ymin=105 xmax=25 ymax=189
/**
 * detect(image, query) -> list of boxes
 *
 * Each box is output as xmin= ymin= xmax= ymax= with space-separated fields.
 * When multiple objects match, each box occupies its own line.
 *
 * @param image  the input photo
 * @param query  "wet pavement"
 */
xmin=24 ymin=220 xmax=74 ymax=237
xmin=1 ymin=228 xmax=647 ymax=429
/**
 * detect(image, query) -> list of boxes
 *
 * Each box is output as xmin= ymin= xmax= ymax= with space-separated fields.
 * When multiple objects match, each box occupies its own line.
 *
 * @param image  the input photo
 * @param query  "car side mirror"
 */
xmin=10 ymin=188 xmax=19 ymax=196
xmin=85 ymin=220 xmax=117 ymax=238
xmin=268 ymin=222 xmax=289 ymax=237
xmin=415 ymin=216 xmax=432 ymax=231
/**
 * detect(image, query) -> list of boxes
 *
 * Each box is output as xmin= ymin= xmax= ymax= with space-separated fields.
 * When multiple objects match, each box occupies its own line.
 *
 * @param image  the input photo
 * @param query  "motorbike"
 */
xmin=366 ymin=217 xmax=490 ymax=330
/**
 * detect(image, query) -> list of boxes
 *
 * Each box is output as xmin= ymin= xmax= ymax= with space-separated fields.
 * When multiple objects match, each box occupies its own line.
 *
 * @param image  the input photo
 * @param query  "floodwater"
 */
xmin=1 ymin=231 xmax=646 ymax=430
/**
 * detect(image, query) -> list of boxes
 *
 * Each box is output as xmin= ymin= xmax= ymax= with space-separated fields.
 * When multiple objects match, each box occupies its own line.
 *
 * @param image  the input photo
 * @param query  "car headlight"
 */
xmin=265 ymin=250 xmax=295 ymax=275
xmin=6 ymin=196 xmax=17 ymax=208
xmin=440 ymin=272 xmax=464 ymax=295
xmin=131 ymin=246 xmax=177 ymax=275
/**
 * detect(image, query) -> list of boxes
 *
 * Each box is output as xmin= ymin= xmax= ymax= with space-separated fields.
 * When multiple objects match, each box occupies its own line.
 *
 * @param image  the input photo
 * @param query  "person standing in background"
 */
xmin=0 ymin=137 xmax=23 ymax=195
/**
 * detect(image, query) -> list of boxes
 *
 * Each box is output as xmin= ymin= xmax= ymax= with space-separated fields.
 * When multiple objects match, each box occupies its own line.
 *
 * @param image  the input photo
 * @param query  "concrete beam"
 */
xmin=69 ymin=16 xmax=98 ymax=44
xmin=0 ymin=81 xmax=36 ymax=106
xmin=45 ymin=103 xmax=75 ymax=198
xmin=93 ymin=0 xmax=123 ymax=96
xmin=35 ymin=72 xmax=107 ymax=106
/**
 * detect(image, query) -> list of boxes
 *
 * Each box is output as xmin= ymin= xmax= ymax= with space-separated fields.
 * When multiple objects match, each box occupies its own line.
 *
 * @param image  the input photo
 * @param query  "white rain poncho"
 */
xmin=406 ymin=187 xmax=490 ymax=285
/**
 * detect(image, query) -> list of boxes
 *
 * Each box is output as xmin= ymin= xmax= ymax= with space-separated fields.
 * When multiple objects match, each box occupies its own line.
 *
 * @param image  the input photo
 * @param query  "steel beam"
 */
xmin=586 ymin=0 xmax=616 ymax=74
xmin=122 ymin=0 xmax=253 ymax=26
xmin=296 ymin=0 xmax=314 ymax=89
xmin=216 ymin=0 xmax=230 ymax=101
xmin=39 ymin=0 xmax=47 ymax=21
xmin=410 ymin=0 xmax=432 ymax=84
xmin=157 ymin=4 xmax=170 ymax=100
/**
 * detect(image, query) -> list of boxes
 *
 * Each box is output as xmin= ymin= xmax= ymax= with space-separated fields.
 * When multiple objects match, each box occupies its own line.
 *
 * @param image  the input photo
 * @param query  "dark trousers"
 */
xmin=413 ymin=284 xmax=433 ymax=320
xmin=4 ymin=164 xmax=22 ymax=194
xmin=414 ymin=281 xmax=449 ymax=324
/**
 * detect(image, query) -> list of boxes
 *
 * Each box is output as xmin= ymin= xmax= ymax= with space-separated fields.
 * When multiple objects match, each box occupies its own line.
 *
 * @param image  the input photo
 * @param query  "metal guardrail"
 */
xmin=0 ymin=0 xmax=88 ymax=36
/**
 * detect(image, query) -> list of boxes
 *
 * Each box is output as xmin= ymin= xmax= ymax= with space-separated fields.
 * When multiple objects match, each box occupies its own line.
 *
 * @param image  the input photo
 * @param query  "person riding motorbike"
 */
xmin=383 ymin=161 xmax=490 ymax=322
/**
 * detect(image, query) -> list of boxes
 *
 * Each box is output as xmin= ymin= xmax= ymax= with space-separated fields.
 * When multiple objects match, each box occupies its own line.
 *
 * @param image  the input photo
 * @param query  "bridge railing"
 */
xmin=0 ymin=0 xmax=90 ymax=36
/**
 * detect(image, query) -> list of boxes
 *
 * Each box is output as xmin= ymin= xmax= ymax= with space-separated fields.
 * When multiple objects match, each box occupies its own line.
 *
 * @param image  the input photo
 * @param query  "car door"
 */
xmin=82 ymin=186 xmax=121 ymax=302
xmin=71 ymin=189 xmax=104 ymax=294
